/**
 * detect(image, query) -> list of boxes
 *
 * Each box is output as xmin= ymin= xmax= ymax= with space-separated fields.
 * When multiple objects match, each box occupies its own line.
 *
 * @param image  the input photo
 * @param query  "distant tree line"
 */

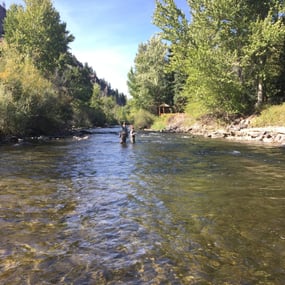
xmin=128 ymin=0 xmax=285 ymax=119
xmin=0 ymin=0 xmax=127 ymax=138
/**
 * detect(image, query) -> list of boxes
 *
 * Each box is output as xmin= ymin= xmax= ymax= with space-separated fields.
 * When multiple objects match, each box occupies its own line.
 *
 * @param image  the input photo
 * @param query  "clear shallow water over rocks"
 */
xmin=0 ymin=127 xmax=285 ymax=284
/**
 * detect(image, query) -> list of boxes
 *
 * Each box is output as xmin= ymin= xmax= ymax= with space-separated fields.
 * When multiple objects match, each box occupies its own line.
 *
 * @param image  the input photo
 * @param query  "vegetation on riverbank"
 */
xmin=0 ymin=0 xmax=127 ymax=139
xmin=251 ymin=103 xmax=285 ymax=127
xmin=127 ymin=1 xmax=285 ymax=133
xmin=152 ymin=103 xmax=285 ymax=132
xmin=1 ymin=0 xmax=285 ymax=140
xmin=150 ymin=103 xmax=285 ymax=145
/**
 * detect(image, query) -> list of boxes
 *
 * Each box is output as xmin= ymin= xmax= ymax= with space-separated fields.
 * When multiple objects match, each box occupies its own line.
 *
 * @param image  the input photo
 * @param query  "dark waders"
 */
xmin=120 ymin=131 xmax=127 ymax=144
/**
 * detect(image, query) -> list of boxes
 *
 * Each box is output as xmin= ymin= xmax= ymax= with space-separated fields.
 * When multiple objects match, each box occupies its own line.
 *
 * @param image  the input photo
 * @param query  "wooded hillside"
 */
xmin=0 ymin=0 xmax=127 ymax=138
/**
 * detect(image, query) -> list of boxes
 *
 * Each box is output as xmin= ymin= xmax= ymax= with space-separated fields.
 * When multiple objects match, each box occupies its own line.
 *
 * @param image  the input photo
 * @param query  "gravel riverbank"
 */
xmin=160 ymin=114 xmax=285 ymax=147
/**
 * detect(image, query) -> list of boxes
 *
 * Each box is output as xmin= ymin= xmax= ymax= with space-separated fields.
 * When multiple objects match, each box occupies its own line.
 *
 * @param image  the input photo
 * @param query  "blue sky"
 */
xmin=4 ymin=0 xmax=189 ymax=96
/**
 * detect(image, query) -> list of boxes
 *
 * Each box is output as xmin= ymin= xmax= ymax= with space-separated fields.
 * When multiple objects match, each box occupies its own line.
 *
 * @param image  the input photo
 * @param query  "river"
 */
xmin=0 ymin=127 xmax=285 ymax=284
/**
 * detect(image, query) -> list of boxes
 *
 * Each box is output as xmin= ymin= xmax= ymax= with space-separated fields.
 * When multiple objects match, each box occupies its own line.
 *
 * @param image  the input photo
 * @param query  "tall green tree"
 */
xmin=127 ymin=35 xmax=173 ymax=114
xmin=0 ymin=44 xmax=72 ymax=135
xmin=153 ymin=0 xmax=190 ymax=111
xmin=0 ymin=0 xmax=76 ymax=135
xmin=184 ymin=0 xmax=254 ymax=113
xmin=242 ymin=2 xmax=285 ymax=107
xmin=4 ymin=0 xmax=74 ymax=75
xmin=153 ymin=0 xmax=285 ymax=114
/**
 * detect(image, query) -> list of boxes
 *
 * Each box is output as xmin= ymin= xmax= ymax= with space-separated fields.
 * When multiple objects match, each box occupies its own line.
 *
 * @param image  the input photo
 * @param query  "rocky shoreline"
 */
xmin=162 ymin=114 xmax=285 ymax=147
xmin=2 ymin=117 xmax=285 ymax=147
xmin=0 ymin=129 xmax=93 ymax=145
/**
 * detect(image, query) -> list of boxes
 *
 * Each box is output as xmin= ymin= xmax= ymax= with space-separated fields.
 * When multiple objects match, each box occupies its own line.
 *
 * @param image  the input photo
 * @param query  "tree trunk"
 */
xmin=255 ymin=77 xmax=263 ymax=109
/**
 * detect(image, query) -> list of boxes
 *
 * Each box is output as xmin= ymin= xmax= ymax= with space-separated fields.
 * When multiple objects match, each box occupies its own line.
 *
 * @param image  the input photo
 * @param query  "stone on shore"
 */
xmin=159 ymin=114 xmax=285 ymax=146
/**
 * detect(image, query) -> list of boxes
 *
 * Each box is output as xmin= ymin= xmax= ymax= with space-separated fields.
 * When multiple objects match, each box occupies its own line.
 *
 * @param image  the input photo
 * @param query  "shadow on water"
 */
xmin=0 ymin=128 xmax=285 ymax=284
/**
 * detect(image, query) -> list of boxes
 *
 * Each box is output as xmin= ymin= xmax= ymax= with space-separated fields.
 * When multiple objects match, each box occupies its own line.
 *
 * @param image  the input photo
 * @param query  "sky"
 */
xmin=3 ymin=0 xmax=189 ymax=96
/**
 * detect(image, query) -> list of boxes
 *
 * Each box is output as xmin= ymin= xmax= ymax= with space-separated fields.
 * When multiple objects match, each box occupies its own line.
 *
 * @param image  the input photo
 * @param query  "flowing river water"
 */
xmin=0 ymin=127 xmax=285 ymax=285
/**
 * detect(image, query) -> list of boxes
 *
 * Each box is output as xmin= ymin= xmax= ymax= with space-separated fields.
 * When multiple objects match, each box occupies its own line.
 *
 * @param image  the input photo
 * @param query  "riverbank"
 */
xmin=0 ymin=128 xmax=93 ymax=145
xmin=154 ymin=113 xmax=285 ymax=147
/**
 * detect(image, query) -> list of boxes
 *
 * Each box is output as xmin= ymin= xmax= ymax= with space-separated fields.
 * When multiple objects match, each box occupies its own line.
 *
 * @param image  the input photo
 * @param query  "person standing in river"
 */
xmin=129 ymin=125 xmax=136 ymax=143
xmin=119 ymin=122 xmax=128 ymax=144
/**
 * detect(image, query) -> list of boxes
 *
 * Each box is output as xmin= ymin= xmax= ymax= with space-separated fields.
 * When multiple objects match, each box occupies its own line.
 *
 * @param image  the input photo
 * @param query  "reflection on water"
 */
xmin=0 ymin=127 xmax=285 ymax=284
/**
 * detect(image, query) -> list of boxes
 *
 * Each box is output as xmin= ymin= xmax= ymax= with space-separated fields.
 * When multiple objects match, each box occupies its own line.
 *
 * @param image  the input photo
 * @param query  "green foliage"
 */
xmin=153 ymin=0 xmax=190 ymax=105
xmin=152 ymin=0 xmax=285 ymax=116
xmin=0 ymin=47 xmax=71 ymax=135
xmin=0 ymin=0 xmax=76 ymax=135
xmin=0 ymin=1 xmax=128 ymax=137
xmin=184 ymin=100 xmax=209 ymax=119
xmin=101 ymin=96 xmax=118 ymax=124
xmin=173 ymin=93 xmax=188 ymax=113
xmin=151 ymin=114 xmax=168 ymax=131
xmin=129 ymin=109 xmax=155 ymax=129
xmin=54 ymin=53 xmax=93 ymax=102
xmin=112 ymin=105 xmax=128 ymax=125
xmin=0 ymin=84 xmax=20 ymax=135
xmin=87 ymin=86 xmax=106 ymax=126
xmin=4 ymin=0 xmax=74 ymax=75
xmin=251 ymin=103 xmax=285 ymax=127
xmin=89 ymin=83 xmax=127 ymax=126
xmin=127 ymin=35 xmax=174 ymax=114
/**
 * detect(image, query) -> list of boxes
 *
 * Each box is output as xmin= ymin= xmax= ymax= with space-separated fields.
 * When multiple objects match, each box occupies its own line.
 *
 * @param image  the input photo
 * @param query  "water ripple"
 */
xmin=0 ymin=129 xmax=285 ymax=284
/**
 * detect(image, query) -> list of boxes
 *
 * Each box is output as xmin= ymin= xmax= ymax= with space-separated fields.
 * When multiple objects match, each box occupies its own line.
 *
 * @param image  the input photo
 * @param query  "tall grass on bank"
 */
xmin=151 ymin=114 xmax=169 ymax=131
xmin=151 ymin=102 xmax=285 ymax=131
xmin=151 ymin=100 xmax=210 ymax=131
xmin=251 ymin=103 xmax=285 ymax=127
xmin=130 ymin=109 xmax=155 ymax=129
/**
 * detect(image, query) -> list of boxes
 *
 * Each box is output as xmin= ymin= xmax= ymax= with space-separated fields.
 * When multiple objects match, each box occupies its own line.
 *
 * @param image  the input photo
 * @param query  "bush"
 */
xmin=251 ymin=103 xmax=285 ymax=127
xmin=185 ymin=100 xmax=210 ymax=119
xmin=0 ymin=84 xmax=24 ymax=135
xmin=131 ymin=109 xmax=155 ymax=129
xmin=151 ymin=114 xmax=168 ymax=131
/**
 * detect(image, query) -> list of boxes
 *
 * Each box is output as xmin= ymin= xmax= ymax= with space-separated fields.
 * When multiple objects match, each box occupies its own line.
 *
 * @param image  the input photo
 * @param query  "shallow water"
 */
xmin=0 ymin=127 xmax=285 ymax=284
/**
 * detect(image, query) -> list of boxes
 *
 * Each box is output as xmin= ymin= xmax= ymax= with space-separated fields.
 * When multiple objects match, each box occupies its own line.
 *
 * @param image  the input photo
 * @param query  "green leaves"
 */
xmin=152 ymin=0 xmax=285 ymax=115
xmin=128 ymin=35 xmax=174 ymax=113
xmin=0 ymin=0 xmax=126 ymax=135
xmin=4 ymin=0 xmax=74 ymax=75
xmin=153 ymin=0 xmax=189 ymax=44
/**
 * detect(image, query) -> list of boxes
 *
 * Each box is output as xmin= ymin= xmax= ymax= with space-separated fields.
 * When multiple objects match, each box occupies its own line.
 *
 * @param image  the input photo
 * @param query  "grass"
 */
xmin=151 ymin=113 xmax=203 ymax=131
xmin=151 ymin=102 xmax=285 ymax=132
xmin=251 ymin=103 xmax=285 ymax=127
xmin=151 ymin=114 xmax=169 ymax=131
xmin=184 ymin=100 xmax=210 ymax=119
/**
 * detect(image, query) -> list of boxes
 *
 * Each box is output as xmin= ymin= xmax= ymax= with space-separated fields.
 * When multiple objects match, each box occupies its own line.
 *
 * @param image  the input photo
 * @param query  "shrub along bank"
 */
xmin=150 ymin=103 xmax=285 ymax=146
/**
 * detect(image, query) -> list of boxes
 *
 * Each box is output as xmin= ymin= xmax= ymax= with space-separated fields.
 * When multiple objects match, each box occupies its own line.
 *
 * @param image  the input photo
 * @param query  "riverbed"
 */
xmin=0 ymin=127 xmax=284 ymax=284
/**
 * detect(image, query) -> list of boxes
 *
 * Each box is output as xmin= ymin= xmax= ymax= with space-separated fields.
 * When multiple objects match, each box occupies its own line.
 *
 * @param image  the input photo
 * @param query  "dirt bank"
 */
xmin=161 ymin=113 xmax=285 ymax=147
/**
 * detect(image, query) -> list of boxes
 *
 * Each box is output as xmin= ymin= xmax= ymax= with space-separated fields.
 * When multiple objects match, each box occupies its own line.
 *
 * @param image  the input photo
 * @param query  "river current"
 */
xmin=0 ymin=127 xmax=285 ymax=284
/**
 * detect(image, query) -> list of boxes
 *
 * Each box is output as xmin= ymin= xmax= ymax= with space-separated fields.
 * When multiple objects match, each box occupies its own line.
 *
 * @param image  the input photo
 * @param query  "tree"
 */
xmin=0 ymin=0 xmax=128 ymax=136
xmin=153 ymin=0 xmax=190 ymax=111
xmin=0 ymin=44 xmax=72 ymax=135
xmin=1 ymin=1 xmax=81 ymax=133
xmin=4 ymin=0 xmax=74 ymax=75
xmin=57 ymin=55 xmax=93 ymax=102
xmin=241 ymin=2 xmax=285 ymax=108
xmin=127 ymin=35 xmax=174 ymax=114
xmin=184 ymin=0 xmax=253 ymax=113
xmin=153 ymin=0 xmax=285 ymax=115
